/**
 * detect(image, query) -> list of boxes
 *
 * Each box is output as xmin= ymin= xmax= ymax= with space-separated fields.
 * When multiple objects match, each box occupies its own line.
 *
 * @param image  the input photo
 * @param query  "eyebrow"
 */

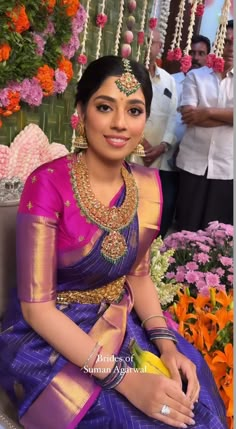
xmin=94 ymin=95 xmax=145 ymax=106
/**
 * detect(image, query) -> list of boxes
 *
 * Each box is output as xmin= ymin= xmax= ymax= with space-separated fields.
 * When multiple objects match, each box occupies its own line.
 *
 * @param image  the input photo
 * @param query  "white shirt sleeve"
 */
xmin=180 ymin=71 xmax=199 ymax=107
xmin=162 ymin=75 xmax=178 ymax=145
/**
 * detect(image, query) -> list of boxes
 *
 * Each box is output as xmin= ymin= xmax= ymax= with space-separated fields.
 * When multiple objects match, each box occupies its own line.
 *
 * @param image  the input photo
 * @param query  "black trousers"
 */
xmin=159 ymin=170 xmax=179 ymax=237
xmin=176 ymin=169 xmax=233 ymax=232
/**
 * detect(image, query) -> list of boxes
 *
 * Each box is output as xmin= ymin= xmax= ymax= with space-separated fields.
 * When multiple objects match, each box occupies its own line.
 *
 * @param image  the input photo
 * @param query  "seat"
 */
xmin=0 ymin=180 xmax=24 ymax=429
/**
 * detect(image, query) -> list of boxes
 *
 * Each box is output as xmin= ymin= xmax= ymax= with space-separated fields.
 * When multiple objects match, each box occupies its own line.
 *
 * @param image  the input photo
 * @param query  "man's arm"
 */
xmin=181 ymin=106 xmax=233 ymax=127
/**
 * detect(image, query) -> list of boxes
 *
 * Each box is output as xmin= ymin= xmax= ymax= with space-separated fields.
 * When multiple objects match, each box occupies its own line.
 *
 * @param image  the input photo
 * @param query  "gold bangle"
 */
xmin=141 ymin=314 xmax=167 ymax=328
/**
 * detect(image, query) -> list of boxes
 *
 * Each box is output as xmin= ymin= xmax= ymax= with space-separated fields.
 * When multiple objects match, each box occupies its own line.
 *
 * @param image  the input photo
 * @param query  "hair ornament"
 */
xmin=115 ymin=58 xmax=141 ymax=96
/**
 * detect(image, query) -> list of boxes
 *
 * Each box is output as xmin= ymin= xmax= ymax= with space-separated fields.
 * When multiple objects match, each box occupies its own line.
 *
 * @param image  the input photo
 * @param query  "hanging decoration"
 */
xmin=136 ymin=0 xmax=148 ymax=62
xmin=166 ymin=0 xmax=185 ymax=63
xmin=180 ymin=0 xmax=199 ymax=73
xmin=114 ymin=0 xmax=125 ymax=56
xmin=95 ymin=0 xmax=108 ymax=59
xmin=145 ymin=0 xmax=159 ymax=69
xmin=157 ymin=0 xmax=172 ymax=60
xmin=77 ymin=0 xmax=91 ymax=81
xmin=206 ymin=0 xmax=231 ymax=73
xmin=121 ymin=0 xmax=136 ymax=58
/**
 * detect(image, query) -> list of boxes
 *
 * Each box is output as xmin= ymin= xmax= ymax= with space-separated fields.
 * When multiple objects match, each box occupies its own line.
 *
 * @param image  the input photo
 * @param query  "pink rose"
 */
xmin=137 ymin=31 xmax=145 ymax=45
xmin=173 ymin=47 xmax=182 ymax=61
xmin=167 ymin=50 xmax=175 ymax=61
xmin=206 ymin=53 xmax=216 ymax=68
xmin=96 ymin=13 xmax=108 ymax=28
xmin=180 ymin=55 xmax=192 ymax=73
xmin=70 ymin=114 xmax=79 ymax=129
xmin=77 ymin=54 xmax=87 ymax=65
xmin=149 ymin=18 xmax=158 ymax=30
xmin=213 ymin=57 xmax=225 ymax=73
xmin=124 ymin=30 xmax=134 ymax=44
xmin=128 ymin=0 xmax=136 ymax=13
xmin=121 ymin=44 xmax=131 ymax=58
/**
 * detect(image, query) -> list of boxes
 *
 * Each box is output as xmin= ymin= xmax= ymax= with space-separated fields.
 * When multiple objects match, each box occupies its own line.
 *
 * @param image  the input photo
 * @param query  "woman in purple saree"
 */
xmin=0 ymin=56 xmax=227 ymax=429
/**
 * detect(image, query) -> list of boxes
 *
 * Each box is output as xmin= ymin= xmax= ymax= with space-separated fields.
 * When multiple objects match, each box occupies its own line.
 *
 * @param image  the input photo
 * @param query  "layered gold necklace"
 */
xmin=70 ymin=155 xmax=138 ymax=264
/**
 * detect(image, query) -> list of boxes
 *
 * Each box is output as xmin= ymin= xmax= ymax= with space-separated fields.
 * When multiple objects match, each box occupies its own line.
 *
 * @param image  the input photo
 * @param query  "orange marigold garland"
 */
xmin=6 ymin=5 xmax=30 ymax=33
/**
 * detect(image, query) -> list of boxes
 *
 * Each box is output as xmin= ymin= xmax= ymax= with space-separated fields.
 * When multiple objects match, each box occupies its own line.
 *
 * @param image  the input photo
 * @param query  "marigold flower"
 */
xmin=0 ymin=44 xmax=11 ymax=62
xmin=6 ymin=5 xmax=30 ymax=33
xmin=61 ymin=0 xmax=80 ymax=17
xmin=36 ymin=65 xmax=55 ymax=96
xmin=58 ymin=57 xmax=73 ymax=81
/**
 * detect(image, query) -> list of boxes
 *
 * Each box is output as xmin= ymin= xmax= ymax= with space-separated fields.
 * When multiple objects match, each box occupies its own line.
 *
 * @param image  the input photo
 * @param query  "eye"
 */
xmin=96 ymin=104 xmax=112 ymax=112
xmin=129 ymin=107 xmax=144 ymax=116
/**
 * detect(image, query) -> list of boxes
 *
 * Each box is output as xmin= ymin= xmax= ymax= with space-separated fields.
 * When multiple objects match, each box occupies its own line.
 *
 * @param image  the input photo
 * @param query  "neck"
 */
xmin=149 ymin=61 xmax=156 ymax=78
xmin=83 ymin=151 xmax=124 ymax=185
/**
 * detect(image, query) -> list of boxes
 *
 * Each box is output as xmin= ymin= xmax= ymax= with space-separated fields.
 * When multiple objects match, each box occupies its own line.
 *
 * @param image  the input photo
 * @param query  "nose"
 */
xmin=110 ymin=109 xmax=127 ymax=130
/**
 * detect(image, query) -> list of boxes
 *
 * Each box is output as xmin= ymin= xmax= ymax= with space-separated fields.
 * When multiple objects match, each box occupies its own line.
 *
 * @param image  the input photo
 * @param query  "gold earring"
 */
xmin=74 ymin=121 xmax=88 ymax=149
xmin=132 ymin=135 xmax=145 ymax=157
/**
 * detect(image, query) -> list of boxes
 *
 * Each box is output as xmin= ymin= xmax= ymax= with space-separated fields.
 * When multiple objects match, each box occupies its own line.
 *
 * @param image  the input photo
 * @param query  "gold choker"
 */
xmin=70 ymin=155 xmax=138 ymax=263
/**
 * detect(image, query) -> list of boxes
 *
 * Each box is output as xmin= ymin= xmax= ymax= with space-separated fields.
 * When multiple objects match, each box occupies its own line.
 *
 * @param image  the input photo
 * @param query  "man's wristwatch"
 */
xmin=161 ymin=142 xmax=170 ymax=153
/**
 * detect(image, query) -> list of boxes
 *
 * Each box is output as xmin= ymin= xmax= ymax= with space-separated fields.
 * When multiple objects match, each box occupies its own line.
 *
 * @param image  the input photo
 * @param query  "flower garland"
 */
xmin=157 ymin=0 xmax=171 ymax=59
xmin=77 ymin=0 xmax=91 ymax=80
xmin=95 ymin=0 xmax=108 ymax=59
xmin=136 ymin=0 xmax=148 ymax=62
xmin=206 ymin=0 xmax=232 ymax=73
xmin=180 ymin=0 xmax=199 ymax=73
xmin=0 ymin=1 xmax=86 ymax=128
xmin=167 ymin=0 xmax=185 ymax=63
xmin=114 ymin=0 xmax=125 ymax=56
xmin=145 ymin=0 xmax=159 ymax=69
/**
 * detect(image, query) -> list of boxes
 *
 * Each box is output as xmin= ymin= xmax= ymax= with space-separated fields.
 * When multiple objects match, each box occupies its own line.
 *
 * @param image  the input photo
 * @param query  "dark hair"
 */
xmin=191 ymin=35 xmax=211 ymax=54
xmin=75 ymin=55 xmax=153 ymax=118
xmin=227 ymin=20 xmax=233 ymax=30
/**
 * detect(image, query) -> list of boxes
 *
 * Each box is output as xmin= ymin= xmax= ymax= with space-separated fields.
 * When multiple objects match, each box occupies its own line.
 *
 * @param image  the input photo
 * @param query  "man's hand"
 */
xmin=143 ymin=143 xmax=167 ymax=167
xmin=181 ymin=106 xmax=209 ymax=125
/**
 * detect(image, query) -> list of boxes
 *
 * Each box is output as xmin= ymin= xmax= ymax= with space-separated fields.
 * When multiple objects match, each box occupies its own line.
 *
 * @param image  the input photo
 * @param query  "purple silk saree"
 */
xmin=0 ymin=155 xmax=227 ymax=429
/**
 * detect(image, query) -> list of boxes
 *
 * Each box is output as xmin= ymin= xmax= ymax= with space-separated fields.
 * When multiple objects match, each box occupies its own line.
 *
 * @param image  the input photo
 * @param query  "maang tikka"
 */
xmin=115 ymin=58 xmax=141 ymax=96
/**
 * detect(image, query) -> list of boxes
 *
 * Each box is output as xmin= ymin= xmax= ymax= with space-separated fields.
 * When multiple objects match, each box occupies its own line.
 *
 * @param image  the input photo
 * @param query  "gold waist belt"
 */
xmin=56 ymin=276 xmax=126 ymax=305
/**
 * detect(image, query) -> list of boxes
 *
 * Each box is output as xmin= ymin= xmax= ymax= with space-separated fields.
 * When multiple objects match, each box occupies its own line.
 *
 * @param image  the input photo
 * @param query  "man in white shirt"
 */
xmin=170 ymin=35 xmax=211 ymax=169
xmin=138 ymin=28 xmax=177 ymax=238
xmin=176 ymin=21 xmax=233 ymax=231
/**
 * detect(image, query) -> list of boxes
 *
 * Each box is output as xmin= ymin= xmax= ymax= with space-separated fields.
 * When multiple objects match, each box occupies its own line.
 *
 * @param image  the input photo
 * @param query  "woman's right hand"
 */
xmin=115 ymin=371 xmax=196 ymax=428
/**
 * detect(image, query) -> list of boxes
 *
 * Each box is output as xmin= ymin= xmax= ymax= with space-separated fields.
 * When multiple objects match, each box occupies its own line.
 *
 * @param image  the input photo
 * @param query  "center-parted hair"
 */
xmin=75 ymin=55 xmax=153 ymax=118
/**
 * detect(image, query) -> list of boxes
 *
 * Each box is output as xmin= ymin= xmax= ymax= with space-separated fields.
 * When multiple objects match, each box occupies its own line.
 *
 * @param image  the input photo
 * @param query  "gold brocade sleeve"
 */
xmin=17 ymin=214 xmax=58 ymax=302
xmin=129 ymin=164 xmax=162 ymax=276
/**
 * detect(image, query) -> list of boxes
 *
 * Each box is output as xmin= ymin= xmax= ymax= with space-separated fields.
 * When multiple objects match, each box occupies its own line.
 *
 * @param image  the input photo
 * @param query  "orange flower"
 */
xmin=6 ymin=5 xmax=30 ymax=33
xmin=58 ymin=57 xmax=73 ymax=81
xmin=0 ymin=44 xmax=11 ymax=62
xmin=42 ymin=0 xmax=56 ymax=12
xmin=36 ymin=65 xmax=55 ymax=96
xmin=61 ymin=0 xmax=80 ymax=16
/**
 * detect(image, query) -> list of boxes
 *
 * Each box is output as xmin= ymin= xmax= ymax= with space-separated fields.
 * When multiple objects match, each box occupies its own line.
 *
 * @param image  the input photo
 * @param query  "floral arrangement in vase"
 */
xmin=0 ymin=0 xmax=86 ymax=127
xmin=151 ymin=221 xmax=234 ymax=428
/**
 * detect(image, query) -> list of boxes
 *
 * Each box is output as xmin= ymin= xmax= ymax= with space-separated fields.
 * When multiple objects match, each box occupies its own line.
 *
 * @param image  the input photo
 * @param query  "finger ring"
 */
xmin=160 ymin=404 xmax=171 ymax=416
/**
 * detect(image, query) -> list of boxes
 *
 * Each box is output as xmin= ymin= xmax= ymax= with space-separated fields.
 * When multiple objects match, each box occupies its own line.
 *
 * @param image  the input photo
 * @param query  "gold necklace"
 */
xmin=70 ymin=155 xmax=138 ymax=263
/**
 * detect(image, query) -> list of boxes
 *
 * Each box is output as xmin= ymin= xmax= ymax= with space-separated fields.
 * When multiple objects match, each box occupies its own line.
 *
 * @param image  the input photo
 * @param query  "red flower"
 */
xmin=167 ymin=50 xmax=175 ymax=61
xmin=149 ymin=18 xmax=157 ymax=30
xmin=70 ymin=114 xmax=79 ymax=129
xmin=180 ymin=55 xmax=192 ymax=73
xmin=173 ymin=47 xmax=182 ymax=61
xmin=206 ymin=53 xmax=216 ymax=68
xmin=96 ymin=13 xmax=108 ymax=28
xmin=213 ymin=57 xmax=225 ymax=73
xmin=196 ymin=4 xmax=205 ymax=16
xmin=137 ymin=31 xmax=145 ymax=45
xmin=77 ymin=54 xmax=87 ymax=65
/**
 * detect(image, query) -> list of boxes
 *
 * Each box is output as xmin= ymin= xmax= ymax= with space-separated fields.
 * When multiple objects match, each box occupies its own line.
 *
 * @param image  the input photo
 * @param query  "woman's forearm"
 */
xmin=21 ymin=301 xmax=115 ymax=377
xmin=127 ymin=274 xmax=177 ymax=354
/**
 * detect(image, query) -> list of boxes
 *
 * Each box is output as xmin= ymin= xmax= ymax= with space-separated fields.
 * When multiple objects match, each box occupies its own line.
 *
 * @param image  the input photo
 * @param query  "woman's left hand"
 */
xmin=160 ymin=348 xmax=200 ymax=405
